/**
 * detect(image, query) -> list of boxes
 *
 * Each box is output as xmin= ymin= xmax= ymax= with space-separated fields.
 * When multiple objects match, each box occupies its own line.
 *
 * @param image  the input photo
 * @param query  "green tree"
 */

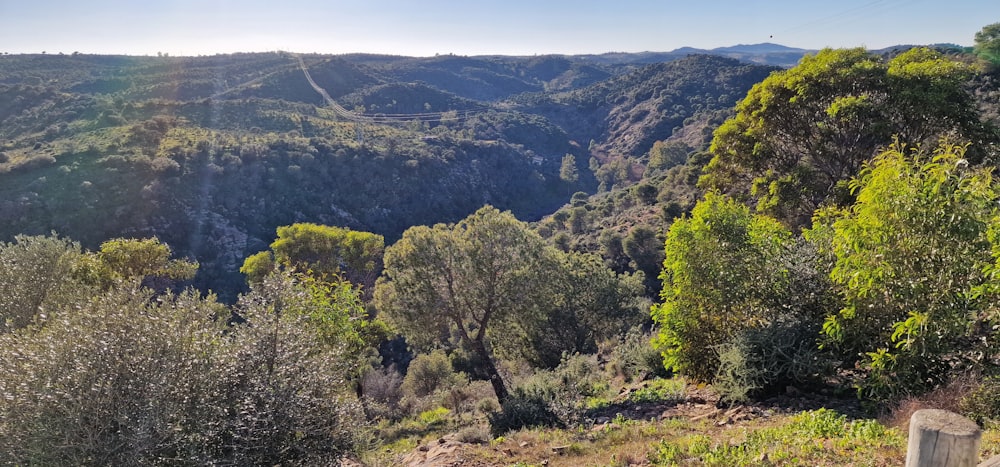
xmin=74 ymin=237 xmax=198 ymax=290
xmin=520 ymin=251 xmax=646 ymax=368
xmin=975 ymin=22 xmax=1000 ymax=65
xmin=241 ymin=223 xmax=384 ymax=293
xmin=375 ymin=206 xmax=556 ymax=402
xmin=652 ymin=192 xmax=794 ymax=381
xmin=646 ymin=140 xmax=690 ymax=175
xmin=623 ymin=225 xmax=664 ymax=281
xmin=702 ymin=48 xmax=987 ymax=226
xmin=817 ymin=141 xmax=999 ymax=401
xmin=0 ymin=234 xmax=88 ymax=333
xmin=559 ymin=154 xmax=579 ymax=183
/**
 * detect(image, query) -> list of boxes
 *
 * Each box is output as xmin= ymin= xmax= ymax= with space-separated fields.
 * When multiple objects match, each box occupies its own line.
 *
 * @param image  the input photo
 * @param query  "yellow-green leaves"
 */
xmin=653 ymin=192 xmax=794 ymax=381
xmin=702 ymin=47 xmax=988 ymax=227
xmin=816 ymin=141 xmax=998 ymax=400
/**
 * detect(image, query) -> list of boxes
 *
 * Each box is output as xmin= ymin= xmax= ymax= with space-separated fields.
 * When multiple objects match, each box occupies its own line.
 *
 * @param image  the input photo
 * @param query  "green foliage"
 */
xmin=244 ymin=223 xmax=384 ymax=292
xmin=0 ymin=234 xmax=88 ymax=333
xmin=818 ymin=141 xmax=999 ymax=401
xmin=650 ymin=409 xmax=902 ymax=466
xmin=975 ymin=22 xmax=1000 ymax=65
xmin=0 ymin=276 xmax=367 ymax=465
xmin=487 ymin=395 xmax=565 ymax=437
xmin=80 ymin=237 xmax=198 ymax=288
xmin=625 ymin=378 xmax=686 ymax=404
xmin=623 ymin=225 xmax=664 ymax=280
xmin=376 ymin=206 xmax=557 ymax=402
xmin=609 ymin=328 xmax=670 ymax=382
xmin=960 ymin=376 xmax=1000 ymax=426
xmin=712 ymin=336 xmax=761 ymax=405
xmin=520 ymin=251 xmax=646 ymax=368
xmin=402 ymin=350 xmax=467 ymax=399
xmin=239 ymin=250 xmax=275 ymax=284
xmin=646 ymin=140 xmax=690 ymax=175
xmin=559 ymin=153 xmax=579 ymax=183
xmin=702 ymin=47 xmax=989 ymax=226
xmin=652 ymin=192 xmax=796 ymax=381
xmin=417 ymin=407 xmax=451 ymax=426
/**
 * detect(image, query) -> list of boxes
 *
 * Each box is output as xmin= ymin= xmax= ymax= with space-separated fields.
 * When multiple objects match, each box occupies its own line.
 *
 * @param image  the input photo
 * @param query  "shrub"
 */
xmin=960 ymin=376 xmax=1000 ymax=426
xmin=0 ymin=234 xmax=89 ymax=333
xmin=626 ymin=378 xmax=686 ymax=404
xmin=456 ymin=424 xmax=491 ymax=444
xmin=819 ymin=142 xmax=1000 ymax=402
xmin=488 ymin=395 xmax=565 ymax=437
xmin=402 ymin=349 xmax=466 ymax=399
xmin=652 ymin=192 xmax=795 ymax=382
xmin=0 ymin=277 xmax=367 ymax=465
xmin=360 ymin=366 xmax=406 ymax=421
xmin=713 ymin=336 xmax=761 ymax=405
xmin=417 ymin=407 xmax=451 ymax=426
xmin=715 ymin=318 xmax=831 ymax=403
xmin=507 ymin=353 xmax=609 ymax=427
xmin=609 ymin=328 xmax=670 ymax=382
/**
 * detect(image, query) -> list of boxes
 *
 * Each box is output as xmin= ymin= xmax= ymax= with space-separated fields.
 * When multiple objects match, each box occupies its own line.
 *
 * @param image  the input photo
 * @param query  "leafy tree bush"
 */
xmin=0 ymin=275 xmax=366 ymax=465
xmin=487 ymin=395 xmax=564 ymax=437
xmin=975 ymin=22 xmax=1000 ymax=66
xmin=608 ymin=328 xmax=670 ymax=382
xmin=402 ymin=349 xmax=466 ymax=399
xmin=241 ymin=223 xmax=384 ymax=293
xmin=73 ymin=237 xmax=197 ymax=290
xmin=653 ymin=192 xmax=804 ymax=382
xmin=519 ymin=251 xmax=646 ymax=369
xmin=487 ymin=354 xmax=602 ymax=435
xmin=623 ymin=225 xmax=664 ymax=282
xmin=559 ymin=153 xmax=579 ymax=183
xmin=376 ymin=206 xmax=557 ymax=403
xmin=960 ymin=376 xmax=1000 ymax=426
xmin=0 ymin=234 xmax=88 ymax=333
xmin=702 ymin=47 xmax=989 ymax=226
xmin=817 ymin=142 xmax=1000 ymax=401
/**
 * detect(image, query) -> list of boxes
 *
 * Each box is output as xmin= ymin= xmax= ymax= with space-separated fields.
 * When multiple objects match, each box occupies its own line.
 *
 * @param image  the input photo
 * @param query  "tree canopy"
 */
xmin=975 ymin=22 xmax=1000 ymax=65
xmin=241 ymin=223 xmax=384 ymax=293
xmin=375 ymin=206 xmax=555 ymax=402
xmin=652 ymin=192 xmax=795 ymax=381
xmin=701 ymin=47 xmax=989 ymax=227
xmin=815 ymin=141 xmax=1000 ymax=401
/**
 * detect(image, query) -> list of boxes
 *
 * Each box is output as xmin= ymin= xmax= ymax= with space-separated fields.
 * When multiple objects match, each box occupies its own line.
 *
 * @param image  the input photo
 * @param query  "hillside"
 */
xmin=6 ymin=37 xmax=1000 ymax=466
xmin=0 ymin=49 xmax=784 ymax=298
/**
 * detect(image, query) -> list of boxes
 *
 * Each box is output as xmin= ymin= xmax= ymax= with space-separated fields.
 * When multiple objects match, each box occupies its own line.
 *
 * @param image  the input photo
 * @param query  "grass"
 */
xmin=358 ymin=376 xmax=1000 ymax=466
xmin=649 ymin=408 xmax=904 ymax=466
xmin=449 ymin=407 xmax=908 ymax=466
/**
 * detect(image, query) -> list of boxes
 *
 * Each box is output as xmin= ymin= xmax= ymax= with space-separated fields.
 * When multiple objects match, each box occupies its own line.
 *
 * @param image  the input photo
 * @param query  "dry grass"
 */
xmin=884 ymin=377 xmax=978 ymax=432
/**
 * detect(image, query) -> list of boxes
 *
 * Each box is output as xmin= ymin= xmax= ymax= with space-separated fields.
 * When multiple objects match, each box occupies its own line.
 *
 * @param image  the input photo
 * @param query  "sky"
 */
xmin=1 ymin=0 xmax=998 ymax=57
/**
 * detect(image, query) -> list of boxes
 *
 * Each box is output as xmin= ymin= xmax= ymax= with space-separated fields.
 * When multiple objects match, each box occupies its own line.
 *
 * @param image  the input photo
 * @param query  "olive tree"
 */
xmin=0 ymin=234 xmax=86 ymax=332
xmin=375 ymin=206 xmax=556 ymax=402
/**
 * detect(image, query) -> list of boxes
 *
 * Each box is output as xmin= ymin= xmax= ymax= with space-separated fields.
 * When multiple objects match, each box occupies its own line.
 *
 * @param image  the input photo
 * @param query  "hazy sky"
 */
xmin=2 ymin=0 xmax=998 ymax=56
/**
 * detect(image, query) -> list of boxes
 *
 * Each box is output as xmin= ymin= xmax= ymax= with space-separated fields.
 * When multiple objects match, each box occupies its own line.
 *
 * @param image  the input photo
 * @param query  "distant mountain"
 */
xmin=512 ymin=55 xmax=779 ymax=159
xmin=711 ymin=43 xmax=809 ymax=54
xmin=576 ymin=43 xmax=815 ymax=68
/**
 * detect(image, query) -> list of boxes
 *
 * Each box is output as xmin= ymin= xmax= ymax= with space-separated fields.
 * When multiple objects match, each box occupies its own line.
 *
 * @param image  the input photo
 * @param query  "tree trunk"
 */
xmin=471 ymin=338 xmax=509 ymax=403
xmin=905 ymin=409 xmax=980 ymax=467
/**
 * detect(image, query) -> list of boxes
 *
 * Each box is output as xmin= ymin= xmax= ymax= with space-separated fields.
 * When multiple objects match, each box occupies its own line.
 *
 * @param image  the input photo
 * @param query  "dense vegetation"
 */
xmin=7 ymin=25 xmax=1000 ymax=464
